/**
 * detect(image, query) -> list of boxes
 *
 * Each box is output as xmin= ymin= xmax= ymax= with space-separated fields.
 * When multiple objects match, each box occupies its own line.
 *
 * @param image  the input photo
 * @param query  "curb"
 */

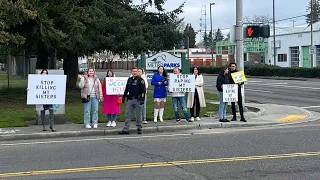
xmin=0 ymin=122 xmax=280 ymax=141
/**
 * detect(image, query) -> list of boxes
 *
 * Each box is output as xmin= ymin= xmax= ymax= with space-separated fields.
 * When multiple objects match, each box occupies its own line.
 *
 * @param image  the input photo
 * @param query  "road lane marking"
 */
xmin=270 ymin=85 xmax=320 ymax=90
xmin=0 ymin=132 xmax=226 ymax=147
xmin=245 ymin=89 xmax=273 ymax=93
xmin=0 ymin=152 xmax=319 ymax=178
xmin=301 ymin=106 xmax=320 ymax=109
xmin=278 ymin=115 xmax=307 ymax=122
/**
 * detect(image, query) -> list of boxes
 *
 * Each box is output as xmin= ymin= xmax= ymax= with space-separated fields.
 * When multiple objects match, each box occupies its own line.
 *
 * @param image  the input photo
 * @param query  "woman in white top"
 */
xmin=138 ymin=68 xmax=148 ymax=124
xmin=78 ymin=68 xmax=103 ymax=129
xmin=187 ymin=67 xmax=206 ymax=121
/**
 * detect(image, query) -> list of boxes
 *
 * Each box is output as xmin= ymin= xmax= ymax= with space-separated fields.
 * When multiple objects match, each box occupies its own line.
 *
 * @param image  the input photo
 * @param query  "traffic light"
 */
xmin=245 ymin=25 xmax=270 ymax=38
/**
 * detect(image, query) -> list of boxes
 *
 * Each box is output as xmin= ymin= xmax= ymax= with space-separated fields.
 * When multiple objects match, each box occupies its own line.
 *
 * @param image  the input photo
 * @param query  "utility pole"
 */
xmin=291 ymin=20 xmax=296 ymax=27
xmin=187 ymin=23 xmax=190 ymax=63
xmin=273 ymin=0 xmax=276 ymax=66
xmin=311 ymin=0 xmax=314 ymax=67
xmin=236 ymin=0 xmax=244 ymax=70
xmin=210 ymin=3 xmax=215 ymax=66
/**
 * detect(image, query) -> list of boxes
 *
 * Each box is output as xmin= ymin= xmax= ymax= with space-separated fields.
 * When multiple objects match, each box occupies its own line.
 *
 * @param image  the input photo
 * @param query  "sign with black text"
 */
xmin=169 ymin=74 xmax=195 ymax=92
xmin=222 ymin=84 xmax=238 ymax=102
xmin=27 ymin=74 xmax=67 ymax=105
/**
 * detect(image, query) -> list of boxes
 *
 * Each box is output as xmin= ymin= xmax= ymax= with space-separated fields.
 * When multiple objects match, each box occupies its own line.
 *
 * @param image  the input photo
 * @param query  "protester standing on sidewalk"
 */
xmin=216 ymin=66 xmax=230 ymax=122
xmin=228 ymin=63 xmax=247 ymax=122
xmin=151 ymin=66 xmax=168 ymax=122
xmin=119 ymin=67 xmax=146 ymax=135
xmin=27 ymin=69 xmax=56 ymax=132
xmin=101 ymin=70 xmax=120 ymax=127
xmin=78 ymin=67 xmax=103 ymax=129
xmin=169 ymin=67 xmax=191 ymax=123
xmin=138 ymin=68 xmax=148 ymax=124
xmin=187 ymin=66 xmax=206 ymax=121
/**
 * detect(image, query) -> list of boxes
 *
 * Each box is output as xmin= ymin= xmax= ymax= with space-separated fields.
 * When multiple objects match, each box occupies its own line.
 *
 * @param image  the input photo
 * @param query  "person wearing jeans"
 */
xmin=170 ymin=67 xmax=190 ymax=123
xmin=216 ymin=66 xmax=230 ymax=122
xmin=78 ymin=67 xmax=103 ymax=129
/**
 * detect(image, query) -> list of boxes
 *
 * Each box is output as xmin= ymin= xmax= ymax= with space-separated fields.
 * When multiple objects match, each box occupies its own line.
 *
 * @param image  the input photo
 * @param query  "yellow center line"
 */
xmin=0 ymin=152 xmax=319 ymax=178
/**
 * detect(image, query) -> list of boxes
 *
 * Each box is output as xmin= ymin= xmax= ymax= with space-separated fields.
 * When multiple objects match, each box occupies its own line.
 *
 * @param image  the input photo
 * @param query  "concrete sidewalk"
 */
xmin=0 ymin=103 xmax=319 ymax=141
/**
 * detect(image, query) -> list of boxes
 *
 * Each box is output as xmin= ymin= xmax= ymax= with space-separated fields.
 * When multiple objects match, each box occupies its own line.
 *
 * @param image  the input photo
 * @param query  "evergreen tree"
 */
xmin=213 ymin=28 xmax=224 ymax=48
xmin=183 ymin=24 xmax=196 ymax=48
xmin=306 ymin=0 xmax=320 ymax=25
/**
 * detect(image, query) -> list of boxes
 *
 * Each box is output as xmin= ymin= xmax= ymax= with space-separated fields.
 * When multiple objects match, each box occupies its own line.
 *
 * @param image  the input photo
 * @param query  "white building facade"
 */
xmin=267 ymin=22 xmax=320 ymax=68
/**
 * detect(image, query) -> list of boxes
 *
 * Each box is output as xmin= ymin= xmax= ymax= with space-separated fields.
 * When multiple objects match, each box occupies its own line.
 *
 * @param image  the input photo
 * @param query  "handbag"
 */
xmin=116 ymin=96 xmax=122 ymax=104
xmin=82 ymin=80 xmax=95 ymax=103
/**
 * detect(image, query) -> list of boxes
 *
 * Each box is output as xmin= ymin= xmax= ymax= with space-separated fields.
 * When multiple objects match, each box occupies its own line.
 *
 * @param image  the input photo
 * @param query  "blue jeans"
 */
xmin=84 ymin=97 xmax=99 ymax=125
xmin=172 ymin=96 xmax=189 ymax=120
xmin=218 ymin=91 xmax=227 ymax=119
xmin=107 ymin=114 xmax=117 ymax=122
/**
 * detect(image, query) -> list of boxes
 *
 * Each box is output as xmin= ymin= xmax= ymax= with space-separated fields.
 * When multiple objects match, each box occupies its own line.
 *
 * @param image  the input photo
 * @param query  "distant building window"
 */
xmin=277 ymin=54 xmax=287 ymax=62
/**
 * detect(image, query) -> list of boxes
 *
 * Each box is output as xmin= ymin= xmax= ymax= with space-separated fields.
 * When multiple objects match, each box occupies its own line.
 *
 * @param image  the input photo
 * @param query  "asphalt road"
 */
xmin=95 ymin=71 xmax=320 ymax=112
xmin=1 ymin=121 xmax=320 ymax=179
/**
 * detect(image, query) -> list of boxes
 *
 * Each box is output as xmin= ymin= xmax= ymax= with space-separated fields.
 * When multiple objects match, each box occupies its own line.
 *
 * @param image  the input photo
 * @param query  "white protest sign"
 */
xmin=222 ymin=84 xmax=238 ymax=102
xmin=35 ymin=69 xmax=65 ymax=114
xmin=105 ymin=77 xmax=128 ymax=95
xmin=169 ymin=74 xmax=195 ymax=92
xmin=27 ymin=74 xmax=67 ymax=105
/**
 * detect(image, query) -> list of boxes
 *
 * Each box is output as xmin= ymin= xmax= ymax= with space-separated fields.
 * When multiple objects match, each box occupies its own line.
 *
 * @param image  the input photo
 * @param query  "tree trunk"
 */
xmin=36 ymin=41 xmax=49 ymax=69
xmin=63 ymin=52 xmax=78 ymax=89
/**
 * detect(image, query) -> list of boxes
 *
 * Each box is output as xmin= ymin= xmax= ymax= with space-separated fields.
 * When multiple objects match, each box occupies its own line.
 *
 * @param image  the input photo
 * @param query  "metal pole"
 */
xmin=187 ymin=23 xmax=190 ymax=64
xmin=311 ymin=0 xmax=314 ymax=67
xmin=273 ymin=0 xmax=276 ymax=66
xmin=210 ymin=3 xmax=215 ymax=66
xmin=236 ymin=0 xmax=243 ymax=70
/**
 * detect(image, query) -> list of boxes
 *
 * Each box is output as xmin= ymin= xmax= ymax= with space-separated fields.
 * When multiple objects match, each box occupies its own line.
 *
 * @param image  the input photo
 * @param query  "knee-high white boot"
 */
xmin=154 ymin=109 xmax=159 ymax=122
xmin=159 ymin=108 xmax=164 ymax=122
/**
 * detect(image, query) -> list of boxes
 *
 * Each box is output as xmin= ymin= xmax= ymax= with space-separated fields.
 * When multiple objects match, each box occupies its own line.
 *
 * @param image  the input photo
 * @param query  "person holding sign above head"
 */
xmin=151 ymin=66 xmax=168 ymax=123
xmin=137 ymin=68 xmax=148 ymax=124
xmin=119 ymin=67 xmax=146 ymax=135
xmin=78 ymin=67 xmax=103 ymax=129
xmin=27 ymin=69 xmax=56 ymax=132
xmin=228 ymin=63 xmax=247 ymax=122
xmin=216 ymin=66 xmax=230 ymax=122
xmin=187 ymin=66 xmax=206 ymax=121
xmin=169 ymin=67 xmax=191 ymax=123
xmin=101 ymin=70 xmax=120 ymax=127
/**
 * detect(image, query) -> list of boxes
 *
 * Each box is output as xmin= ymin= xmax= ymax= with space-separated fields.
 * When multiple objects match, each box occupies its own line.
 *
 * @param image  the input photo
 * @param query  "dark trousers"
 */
xmin=231 ymin=86 xmax=244 ymax=119
xmin=190 ymin=89 xmax=200 ymax=117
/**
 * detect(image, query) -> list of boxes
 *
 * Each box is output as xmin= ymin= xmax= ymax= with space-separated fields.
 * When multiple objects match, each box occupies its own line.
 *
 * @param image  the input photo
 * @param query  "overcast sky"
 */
xmin=134 ymin=0 xmax=309 ymax=42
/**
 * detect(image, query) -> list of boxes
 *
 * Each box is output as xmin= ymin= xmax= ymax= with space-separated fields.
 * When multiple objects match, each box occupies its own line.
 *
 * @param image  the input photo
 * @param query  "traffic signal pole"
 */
xmin=236 ymin=0 xmax=244 ymax=71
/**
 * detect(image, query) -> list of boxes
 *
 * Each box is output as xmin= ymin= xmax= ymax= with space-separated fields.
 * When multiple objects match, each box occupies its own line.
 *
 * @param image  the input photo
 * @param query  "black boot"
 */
xmin=231 ymin=116 xmax=237 ymax=121
xmin=240 ymin=117 xmax=247 ymax=122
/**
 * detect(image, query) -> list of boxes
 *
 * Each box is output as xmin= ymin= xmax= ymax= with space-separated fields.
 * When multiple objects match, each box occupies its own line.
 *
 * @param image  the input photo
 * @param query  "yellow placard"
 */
xmin=231 ymin=70 xmax=247 ymax=83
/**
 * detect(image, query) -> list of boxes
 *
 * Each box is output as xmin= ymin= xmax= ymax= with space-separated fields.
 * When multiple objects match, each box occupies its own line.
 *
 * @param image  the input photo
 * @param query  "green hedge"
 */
xmin=190 ymin=64 xmax=320 ymax=78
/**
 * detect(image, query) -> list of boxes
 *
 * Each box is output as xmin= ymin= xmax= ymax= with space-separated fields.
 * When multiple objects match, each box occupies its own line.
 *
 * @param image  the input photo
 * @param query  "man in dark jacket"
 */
xmin=228 ymin=63 xmax=247 ymax=122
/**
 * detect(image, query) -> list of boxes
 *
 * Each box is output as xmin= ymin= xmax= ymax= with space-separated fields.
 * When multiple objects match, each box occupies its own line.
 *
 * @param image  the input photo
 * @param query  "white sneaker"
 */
xmin=154 ymin=118 xmax=157 ymax=123
xmin=111 ymin=121 xmax=116 ymax=127
xmin=106 ymin=121 xmax=112 ymax=127
xmin=93 ymin=124 xmax=98 ymax=129
xmin=190 ymin=117 xmax=195 ymax=122
xmin=143 ymin=121 xmax=148 ymax=124
xmin=196 ymin=117 xmax=201 ymax=121
xmin=85 ymin=125 xmax=92 ymax=129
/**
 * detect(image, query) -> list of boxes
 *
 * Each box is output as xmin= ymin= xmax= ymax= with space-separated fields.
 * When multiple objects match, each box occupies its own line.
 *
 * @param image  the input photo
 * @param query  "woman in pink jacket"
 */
xmin=101 ymin=70 xmax=121 ymax=127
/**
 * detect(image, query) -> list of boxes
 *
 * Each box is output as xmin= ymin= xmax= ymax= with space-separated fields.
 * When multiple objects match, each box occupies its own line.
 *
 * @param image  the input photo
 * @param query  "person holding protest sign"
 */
xmin=151 ymin=66 xmax=168 ymax=123
xmin=216 ymin=66 xmax=230 ymax=122
xmin=78 ymin=67 xmax=103 ymax=129
xmin=137 ymin=68 xmax=148 ymax=124
xmin=169 ymin=67 xmax=191 ymax=123
xmin=228 ymin=63 xmax=247 ymax=122
xmin=119 ymin=67 xmax=146 ymax=135
xmin=27 ymin=69 xmax=56 ymax=132
xmin=187 ymin=66 xmax=206 ymax=121
xmin=101 ymin=70 xmax=120 ymax=127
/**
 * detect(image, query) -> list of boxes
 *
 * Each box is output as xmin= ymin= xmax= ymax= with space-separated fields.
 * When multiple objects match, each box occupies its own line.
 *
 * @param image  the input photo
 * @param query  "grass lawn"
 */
xmin=0 ymin=72 xmax=224 ymax=127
